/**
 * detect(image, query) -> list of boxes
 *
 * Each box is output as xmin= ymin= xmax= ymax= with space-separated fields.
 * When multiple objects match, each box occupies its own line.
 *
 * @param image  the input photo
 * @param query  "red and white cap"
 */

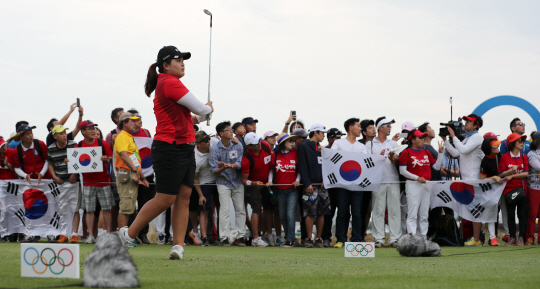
xmin=0 ymin=138 xmax=6 ymax=148
xmin=80 ymin=120 xmax=98 ymax=129
xmin=245 ymin=132 xmax=262 ymax=146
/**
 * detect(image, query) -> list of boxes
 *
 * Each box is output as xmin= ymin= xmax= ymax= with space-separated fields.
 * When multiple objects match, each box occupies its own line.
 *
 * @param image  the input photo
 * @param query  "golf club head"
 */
xmin=204 ymin=9 xmax=212 ymax=16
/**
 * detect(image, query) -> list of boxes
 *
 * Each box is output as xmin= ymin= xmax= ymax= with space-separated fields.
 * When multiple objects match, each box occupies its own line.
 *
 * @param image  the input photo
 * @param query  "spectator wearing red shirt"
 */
xmin=241 ymin=132 xmax=272 ymax=247
xmin=75 ymin=120 xmax=114 ymax=244
xmin=268 ymin=133 xmax=300 ymax=247
xmin=0 ymin=138 xmax=18 ymax=180
xmin=498 ymin=133 xmax=529 ymax=246
xmin=10 ymin=124 xmax=51 ymax=184
xmin=119 ymin=46 xmax=213 ymax=261
xmin=398 ymin=129 xmax=442 ymax=237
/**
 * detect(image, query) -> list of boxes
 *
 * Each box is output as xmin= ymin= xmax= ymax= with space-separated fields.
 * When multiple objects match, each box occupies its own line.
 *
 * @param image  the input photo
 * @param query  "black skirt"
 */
xmin=151 ymin=140 xmax=195 ymax=195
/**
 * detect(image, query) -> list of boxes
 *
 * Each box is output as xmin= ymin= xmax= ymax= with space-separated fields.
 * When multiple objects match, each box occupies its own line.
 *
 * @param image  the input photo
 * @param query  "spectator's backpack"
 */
xmin=16 ymin=139 xmax=44 ymax=172
xmin=243 ymin=144 xmax=271 ymax=171
xmin=432 ymin=214 xmax=462 ymax=246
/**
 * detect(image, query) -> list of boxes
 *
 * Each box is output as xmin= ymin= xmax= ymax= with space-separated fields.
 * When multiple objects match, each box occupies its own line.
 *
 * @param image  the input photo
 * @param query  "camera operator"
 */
xmin=443 ymin=114 xmax=484 ymax=246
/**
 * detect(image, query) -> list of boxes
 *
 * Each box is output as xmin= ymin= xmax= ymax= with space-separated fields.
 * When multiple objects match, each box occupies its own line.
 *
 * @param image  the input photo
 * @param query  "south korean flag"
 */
xmin=427 ymin=180 xmax=506 ymax=222
xmin=67 ymin=147 xmax=103 ymax=173
xmin=322 ymin=148 xmax=385 ymax=192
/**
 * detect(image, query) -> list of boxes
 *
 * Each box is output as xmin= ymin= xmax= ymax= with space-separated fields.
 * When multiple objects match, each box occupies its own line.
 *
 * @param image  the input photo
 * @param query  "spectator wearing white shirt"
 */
xmin=331 ymin=118 xmax=366 ymax=248
xmin=366 ymin=117 xmax=401 ymax=248
xmin=188 ymin=131 xmax=218 ymax=247
xmin=443 ymin=114 xmax=485 ymax=247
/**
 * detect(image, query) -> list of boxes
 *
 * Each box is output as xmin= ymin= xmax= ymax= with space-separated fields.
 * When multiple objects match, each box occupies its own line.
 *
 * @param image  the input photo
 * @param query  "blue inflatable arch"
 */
xmin=472 ymin=95 xmax=540 ymax=130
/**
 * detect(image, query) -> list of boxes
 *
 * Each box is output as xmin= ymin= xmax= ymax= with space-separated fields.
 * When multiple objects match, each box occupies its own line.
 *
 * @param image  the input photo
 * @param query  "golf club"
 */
xmin=204 ymin=9 xmax=212 ymax=126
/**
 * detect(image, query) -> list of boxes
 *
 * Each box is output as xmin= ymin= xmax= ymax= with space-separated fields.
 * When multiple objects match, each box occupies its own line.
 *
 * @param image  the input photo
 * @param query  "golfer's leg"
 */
xmin=171 ymin=184 xmax=192 ymax=246
xmin=127 ymin=193 xmax=176 ymax=239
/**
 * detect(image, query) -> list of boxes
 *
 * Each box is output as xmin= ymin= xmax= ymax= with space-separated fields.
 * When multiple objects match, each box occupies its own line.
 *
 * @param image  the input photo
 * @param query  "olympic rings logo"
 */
xmin=346 ymin=243 xmax=374 ymax=256
xmin=23 ymin=247 xmax=74 ymax=275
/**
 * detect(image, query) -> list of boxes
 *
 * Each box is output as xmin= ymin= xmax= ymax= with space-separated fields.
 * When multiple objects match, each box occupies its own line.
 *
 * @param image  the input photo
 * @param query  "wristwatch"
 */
xmin=285 ymin=122 xmax=290 ymax=125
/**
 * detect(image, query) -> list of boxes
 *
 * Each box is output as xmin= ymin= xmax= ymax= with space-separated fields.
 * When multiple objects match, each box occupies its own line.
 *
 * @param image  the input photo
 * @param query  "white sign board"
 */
xmin=67 ymin=147 xmax=103 ymax=173
xmin=344 ymin=242 xmax=375 ymax=258
xmin=21 ymin=243 xmax=80 ymax=278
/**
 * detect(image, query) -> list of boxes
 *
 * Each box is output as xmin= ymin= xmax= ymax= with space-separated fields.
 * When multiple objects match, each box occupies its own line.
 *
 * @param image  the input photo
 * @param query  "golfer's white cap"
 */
xmin=244 ymin=132 xmax=261 ymax=146
xmin=309 ymin=123 xmax=329 ymax=133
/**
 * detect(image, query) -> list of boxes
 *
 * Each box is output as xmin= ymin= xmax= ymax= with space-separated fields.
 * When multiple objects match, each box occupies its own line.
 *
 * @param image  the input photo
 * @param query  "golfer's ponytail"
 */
xmin=145 ymin=63 xmax=159 ymax=97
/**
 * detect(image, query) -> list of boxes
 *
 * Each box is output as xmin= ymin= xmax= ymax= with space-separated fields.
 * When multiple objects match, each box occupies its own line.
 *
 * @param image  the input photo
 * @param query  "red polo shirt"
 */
xmin=9 ymin=140 xmax=51 ymax=179
xmin=241 ymin=141 xmax=272 ymax=183
xmin=0 ymin=148 xmax=18 ymax=179
xmin=153 ymin=73 xmax=195 ymax=144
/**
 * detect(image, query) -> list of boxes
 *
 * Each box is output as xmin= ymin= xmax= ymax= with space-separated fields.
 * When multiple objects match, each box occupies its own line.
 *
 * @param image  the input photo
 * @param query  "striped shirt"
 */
xmin=47 ymin=140 xmax=77 ymax=181
xmin=209 ymin=140 xmax=244 ymax=188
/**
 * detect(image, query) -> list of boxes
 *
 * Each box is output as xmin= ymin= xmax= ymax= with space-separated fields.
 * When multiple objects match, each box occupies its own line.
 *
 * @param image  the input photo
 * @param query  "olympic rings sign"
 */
xmin=20 ymin=244 xmax=80 ymax=278
xmin=344 ymin=242 xmax=375 ymax=258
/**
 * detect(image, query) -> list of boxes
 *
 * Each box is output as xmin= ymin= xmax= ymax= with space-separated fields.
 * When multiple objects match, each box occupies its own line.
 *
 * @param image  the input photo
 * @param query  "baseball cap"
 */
xmin=0 ymin=138 xmax=6 ymax=148
xmin=376 ymin=118 xmax=395 ymax=130
xmin=360 ymin=119 xmax=375 ymax=131
xmin=17 ymin=124 xmax=36 ymax=133
xmin=52 ymin=125 xmax=69 ymax=135
xmin=244 ymin=132 xmax=261 ymax=146
xmin=119 ymin=112 xmax=141 ymax=123
xmin=292 ymin=128 xmax=309 ymax=138
xmin=490 ymin=140 xmax=502 ymax=148
xmin=463 ymin=114 xmax=483 ymax=128
xmin=195 ymin=131 xmax=210 ymax=143
xmin=408 ymin=130 xmax=428 ymax=140
xmin=263 ymin=131 xmax=278 ymax=139
xmin=309 ymin=123 xmax=329 ymax=133
xmin=80 ymin=120 xmax=98 ymax=129
xmin=506 ymin=133 xmax=526 ymax=144
xmin=483 ymin=132 xmax=499 ymax=140
xmin=242 ymin=117 xmax=258 ymax=125
xmin=401 ymin=121 xmax=415 ymax=132
xmin=327 ymin=128 xmax=344 ymax=138
xmin=156 ymin=46 xmax=191 ymax=65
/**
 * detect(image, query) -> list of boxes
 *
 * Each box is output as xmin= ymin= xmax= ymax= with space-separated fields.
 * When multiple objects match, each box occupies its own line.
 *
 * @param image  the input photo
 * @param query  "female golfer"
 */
xmin=119 ymin=46 xmax=213 ymax=260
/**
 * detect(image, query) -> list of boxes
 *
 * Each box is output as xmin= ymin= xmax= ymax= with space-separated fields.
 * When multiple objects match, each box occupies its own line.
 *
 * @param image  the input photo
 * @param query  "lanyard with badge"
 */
xmin=128 ymin=151 xmax=141 ymax=169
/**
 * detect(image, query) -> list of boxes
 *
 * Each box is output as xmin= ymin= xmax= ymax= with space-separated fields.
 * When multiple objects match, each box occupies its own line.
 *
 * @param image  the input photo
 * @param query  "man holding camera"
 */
xmin=443 ymin=114 xmax=484 ymax=246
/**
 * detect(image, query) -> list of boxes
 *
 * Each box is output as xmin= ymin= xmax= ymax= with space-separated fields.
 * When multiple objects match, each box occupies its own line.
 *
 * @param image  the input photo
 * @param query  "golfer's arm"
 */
xmin=176 ymin=92 xmax=212 ymax=116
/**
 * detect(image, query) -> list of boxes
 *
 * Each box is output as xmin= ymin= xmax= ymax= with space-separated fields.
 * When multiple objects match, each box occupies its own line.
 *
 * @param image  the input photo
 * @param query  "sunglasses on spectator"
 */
xmin=381 ymin=124 xmax=392 ymax=128
xmin=516 ymin=138 xmax=523 ymax=143
xmin=513 ymin=122 xmax=525 ymax=127
xmin=84 ymin=127 xmax=97 ymax=131
xmin=414 ymin=136 xmax=425 ymax=140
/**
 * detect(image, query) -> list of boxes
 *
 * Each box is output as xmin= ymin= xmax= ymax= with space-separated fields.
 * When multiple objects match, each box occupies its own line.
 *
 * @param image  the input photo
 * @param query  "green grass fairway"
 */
xmin=1 ymin=243 xmax=539 ymax=289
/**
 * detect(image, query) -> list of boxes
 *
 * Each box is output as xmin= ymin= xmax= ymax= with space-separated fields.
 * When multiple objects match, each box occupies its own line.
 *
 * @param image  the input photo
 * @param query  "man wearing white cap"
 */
xmin=241 ymin=132 xmax=272 ymax=247
xmin=330 ymin=118 xmax=367 ymax=248
xmin=297 ymin=123 xmax=331 ymax=247
xmin=366 ymin=117 xmax=401 ymax=248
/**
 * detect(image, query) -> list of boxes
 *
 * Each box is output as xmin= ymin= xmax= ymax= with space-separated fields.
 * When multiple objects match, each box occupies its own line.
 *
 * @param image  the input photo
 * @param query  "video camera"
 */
xmin=439 ymin=117 xmax=466 ymax=141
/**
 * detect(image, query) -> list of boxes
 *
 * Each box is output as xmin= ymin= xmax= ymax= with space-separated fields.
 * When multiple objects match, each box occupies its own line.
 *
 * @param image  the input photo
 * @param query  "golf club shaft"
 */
xmin=206 ymin=18 xmax=212 ymax=126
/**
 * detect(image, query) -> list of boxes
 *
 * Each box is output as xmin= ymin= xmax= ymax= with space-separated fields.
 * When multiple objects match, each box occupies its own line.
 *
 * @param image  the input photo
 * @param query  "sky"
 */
xmin=1 ymin=0 xmax=540 ymax=146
